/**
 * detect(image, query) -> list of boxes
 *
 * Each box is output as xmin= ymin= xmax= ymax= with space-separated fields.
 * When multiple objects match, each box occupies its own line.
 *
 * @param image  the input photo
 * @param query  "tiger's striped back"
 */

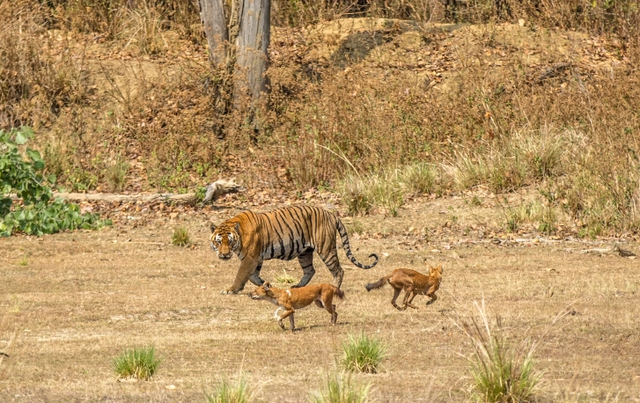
xmin=210 ymin=205 xmax=379 ymax=292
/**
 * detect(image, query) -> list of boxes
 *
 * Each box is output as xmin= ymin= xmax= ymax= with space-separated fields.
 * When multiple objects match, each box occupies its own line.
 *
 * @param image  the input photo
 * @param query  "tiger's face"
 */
xmin=210 ymin=222 xmax=241 ymax=260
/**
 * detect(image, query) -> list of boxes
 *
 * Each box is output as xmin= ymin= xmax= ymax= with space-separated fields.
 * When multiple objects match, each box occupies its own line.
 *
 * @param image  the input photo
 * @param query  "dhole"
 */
xmin=249 ymin=282 xmax=345 ymax=331
xmin=365 ymin=265 xmax=442 ymax=310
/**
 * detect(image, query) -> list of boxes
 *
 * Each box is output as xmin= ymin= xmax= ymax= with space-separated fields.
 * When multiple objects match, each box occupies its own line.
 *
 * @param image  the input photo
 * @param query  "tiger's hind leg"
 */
xmin=292 ymin=248 xmax=315 ymax=288
xmin=249 ymin=262 xmax=264 ymax=286
xmin=318 ymin=248 xmax=344 ymax=289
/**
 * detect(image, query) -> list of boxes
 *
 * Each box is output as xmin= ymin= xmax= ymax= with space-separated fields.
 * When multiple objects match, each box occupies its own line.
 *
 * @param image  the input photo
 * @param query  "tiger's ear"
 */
xmin=210 ymin=223 xmax=217 ymax=233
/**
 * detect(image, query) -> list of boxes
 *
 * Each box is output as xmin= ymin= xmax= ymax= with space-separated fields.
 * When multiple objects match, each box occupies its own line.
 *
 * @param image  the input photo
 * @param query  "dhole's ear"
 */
xmin=210 ymin=223 xmax=217 ymax=233
xmin=263 ymin=282 xmax=271 ymax=290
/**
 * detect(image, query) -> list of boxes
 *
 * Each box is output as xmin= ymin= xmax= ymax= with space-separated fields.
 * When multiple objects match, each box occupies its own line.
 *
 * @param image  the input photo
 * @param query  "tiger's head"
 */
xmin=209 ymin=222 xmax=241 ymax=260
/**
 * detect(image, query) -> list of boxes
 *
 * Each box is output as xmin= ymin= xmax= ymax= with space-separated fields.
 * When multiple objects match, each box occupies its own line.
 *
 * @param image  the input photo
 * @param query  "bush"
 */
xmin=113 ymin=346 xmax=161 ymax=381
xmin=309 ymin=372 xmax=371 ymax=403
xmin=171 ymin=226 xmax=190 ymax=246
xmin=458 ymin=301 xmax=541 ymax=403
xmin=341 ymin=333 xmax=386 ymax=374
xmin=0 ymin=127 xmax=109 ymax=236
xmin=205 ymin=377 xmax=255 ymax=403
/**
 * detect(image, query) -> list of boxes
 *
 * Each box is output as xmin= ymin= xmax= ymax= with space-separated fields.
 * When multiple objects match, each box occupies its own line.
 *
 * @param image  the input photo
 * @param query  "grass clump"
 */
xmin=457 ymin=301 xmax=541 ymax=403
xmin=172 ymin=226 xmax=190 ymax=246
xmin=106 ymin=158 xmax=129 ymax=192
xmin=503 ymin=200 xmax=557 ymax=234
xmin=309 ymin=372 xmax=371 ymax=403
xmin=341 ymin=332 xmax=386 ymax=374
xmin=205 ymin=377 xmax=255 ymax=403
xmin=275 ymin=269 xmax=297 ymax=285
xmin=113 ymin=346 xmax=161 ymax=381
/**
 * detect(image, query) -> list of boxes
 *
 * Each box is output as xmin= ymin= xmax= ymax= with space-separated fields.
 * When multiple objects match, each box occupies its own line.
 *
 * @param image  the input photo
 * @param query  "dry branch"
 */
xmin=10 ymin=179 xmax=245 ymax=206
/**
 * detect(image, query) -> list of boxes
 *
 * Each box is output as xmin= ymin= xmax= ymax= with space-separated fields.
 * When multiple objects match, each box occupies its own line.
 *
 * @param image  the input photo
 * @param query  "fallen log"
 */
xmin=9 ymin=179 xmax=245 ymax=207
xmin=53 ymin=192 xmax=199 ymax=206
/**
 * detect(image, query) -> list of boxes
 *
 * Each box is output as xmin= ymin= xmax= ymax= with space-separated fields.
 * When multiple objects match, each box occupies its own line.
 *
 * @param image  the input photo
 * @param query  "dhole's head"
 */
xmin=428 ymin=264 xmax=443 ymax=279
xmin=209 ymin=222 xmax=241 ymax=260
xmin=250 ymin=282 xmax=277 ymax=301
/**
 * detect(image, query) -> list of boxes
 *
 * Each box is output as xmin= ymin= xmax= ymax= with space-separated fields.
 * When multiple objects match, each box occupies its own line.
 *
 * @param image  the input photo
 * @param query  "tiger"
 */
xmin=209 ymin=205 xmax=379 ymax=294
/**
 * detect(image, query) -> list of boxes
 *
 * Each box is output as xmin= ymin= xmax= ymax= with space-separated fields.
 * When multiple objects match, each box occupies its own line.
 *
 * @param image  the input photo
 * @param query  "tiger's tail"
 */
xmin=336 ymin=219 xmax=379 ymax=270
xmin=365 ymin=276 xmax=390 ymax=292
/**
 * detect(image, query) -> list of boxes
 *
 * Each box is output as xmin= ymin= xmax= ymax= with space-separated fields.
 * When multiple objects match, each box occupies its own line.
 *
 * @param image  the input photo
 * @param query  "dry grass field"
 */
xmin=2 ymin=197 xmax=639 ymax=402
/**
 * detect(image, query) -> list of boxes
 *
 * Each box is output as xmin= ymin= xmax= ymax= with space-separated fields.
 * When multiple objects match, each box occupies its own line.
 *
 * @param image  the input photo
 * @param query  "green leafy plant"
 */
xmin=0 ymin=127 xmax=109 ymax=237
xmin=205 ymin=377 xmax=255 ymax=403
xmin=309 ymin=372 xmax=371 ymax=403
xmin=113 ymin=346 xmax=161 ymax=380
xmin=171 ymin=226 xmax=190 ymax=246
xmin=341 ymin=332 xmax=386 ymax=374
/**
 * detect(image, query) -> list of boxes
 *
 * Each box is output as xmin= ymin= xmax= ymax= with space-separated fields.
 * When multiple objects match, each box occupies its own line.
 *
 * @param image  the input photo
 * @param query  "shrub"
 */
xmin=275 ymin=269 xmax=297 ymax=285
xmin=106 ymin=158 xmax=129 ymax=192
xmin=171 ymin=226 xmax=190 ymax=246
xmin=113 ymin=346 xmax=161 ymax=381
xmin=458 ymin=301 xmax=541 ymax=403
xmin=309 ymin=372 xmax=371 ymax=403
xmin=205 ymin=377 xmax=255 ymax=403
xmin=0 ymin=127 xmax=109 ymax=236
xmin=341 ymin=333 xmax=386 ymax=374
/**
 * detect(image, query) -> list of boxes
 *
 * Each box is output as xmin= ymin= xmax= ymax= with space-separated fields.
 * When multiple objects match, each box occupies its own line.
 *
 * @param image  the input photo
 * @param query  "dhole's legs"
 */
xmin=390 ymin=286 xmax=403 ymax=310
xmin=293 ymin=248 xmax=315 ymax=288
xmin=405 ymin=290 xmax=419 ymax=309
xmin=402 ymin=285 xmax=417 ymax=309
xmin=276 ymin=308 xmax=296 ymax=331
xmin=426 ymin=292 xmax=438 ymax=305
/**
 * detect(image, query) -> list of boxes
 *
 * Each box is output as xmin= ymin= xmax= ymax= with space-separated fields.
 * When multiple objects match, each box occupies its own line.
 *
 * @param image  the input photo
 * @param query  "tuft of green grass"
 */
xmin=205 ymin=377 xmax=255 ymax=403
xmin=274 ymin=269 xmax=297 ymax=285
xmin=113 ymin=346 xmax=161 ymax=380
xmin=172 ymin=226 xmax=190 ymax=246
xmin=457 ymin=301 xmax=541 ymax=403
xmin=503 ymin=200 xmax=557 ymax=234
xmin=341 ymin=332 xmax=386 ymax=374
xmin=309 ymin=372 xmax=371 ymax=403
xmin=401 ymin=162 xmax=437 ymax=196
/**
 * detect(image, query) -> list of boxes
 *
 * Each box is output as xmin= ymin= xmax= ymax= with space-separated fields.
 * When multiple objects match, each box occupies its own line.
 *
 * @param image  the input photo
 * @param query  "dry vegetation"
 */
xmin=1 ymin=0 xmax=639 ymax=236
xmin=1 ymin=202 xmax=639 ymax=401
xmin=2 ymin=1 xmax=640 ymax=401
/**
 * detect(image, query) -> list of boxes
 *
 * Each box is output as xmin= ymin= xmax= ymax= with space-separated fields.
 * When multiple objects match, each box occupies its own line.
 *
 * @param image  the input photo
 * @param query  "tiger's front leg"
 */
xmin=222 ymin=258 xmax=260 ymax=294
xmin=249 ymin=262 xmax=265 ymax=286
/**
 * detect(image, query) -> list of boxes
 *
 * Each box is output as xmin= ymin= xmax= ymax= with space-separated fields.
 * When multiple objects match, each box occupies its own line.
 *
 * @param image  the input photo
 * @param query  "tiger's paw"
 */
xmin=221 ymin=289 xmax=239 ymax=295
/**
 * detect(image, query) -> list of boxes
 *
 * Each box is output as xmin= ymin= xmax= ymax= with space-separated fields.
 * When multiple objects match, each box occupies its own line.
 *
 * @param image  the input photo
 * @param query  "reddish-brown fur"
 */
xmin=365 ymin=265 xmax=442 ymax=310
xmin=249 ymin=282 xmax=345 ymax=331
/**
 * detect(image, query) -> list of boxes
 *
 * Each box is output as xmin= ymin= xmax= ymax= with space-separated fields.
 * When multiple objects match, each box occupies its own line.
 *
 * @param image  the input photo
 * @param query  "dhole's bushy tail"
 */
xmin=335 ymin=288 xmax=346 ymax=300
xmin=365 ymin=276 xmax=390 ymax=292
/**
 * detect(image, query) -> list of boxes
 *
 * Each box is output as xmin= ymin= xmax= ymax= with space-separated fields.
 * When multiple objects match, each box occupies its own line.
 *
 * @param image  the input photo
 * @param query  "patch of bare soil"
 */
xmin=1 ymin=195 xmax=639 ymax=402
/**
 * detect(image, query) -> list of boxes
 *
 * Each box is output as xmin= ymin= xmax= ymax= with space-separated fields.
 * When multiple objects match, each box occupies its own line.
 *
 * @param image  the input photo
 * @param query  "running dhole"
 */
xmin=365 ymin=265 xmax=442 ymax=310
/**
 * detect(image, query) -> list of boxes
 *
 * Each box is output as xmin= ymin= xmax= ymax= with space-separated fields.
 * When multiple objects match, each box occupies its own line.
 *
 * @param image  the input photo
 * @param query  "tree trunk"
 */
xmin=198 ymin=0 xmax=271 ymax=139
xmin=198 ymin=0 xmax=229 ymax=67
xmin=234 ymin=0 xmax=271 ymax=105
